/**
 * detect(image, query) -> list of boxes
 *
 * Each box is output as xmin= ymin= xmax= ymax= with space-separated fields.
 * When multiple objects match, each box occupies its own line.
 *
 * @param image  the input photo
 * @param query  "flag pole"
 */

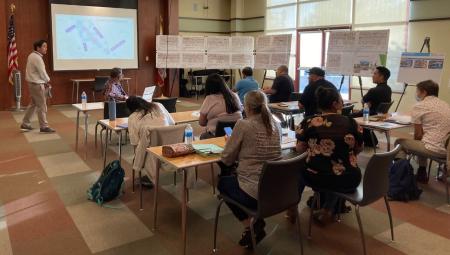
xmin=9 ymin=4 xmax=24 ymax=111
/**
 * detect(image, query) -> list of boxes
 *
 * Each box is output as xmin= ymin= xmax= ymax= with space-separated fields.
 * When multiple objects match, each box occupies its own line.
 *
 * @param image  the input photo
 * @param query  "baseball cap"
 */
xmin=306 ymin=67 xmax=325 ymax=77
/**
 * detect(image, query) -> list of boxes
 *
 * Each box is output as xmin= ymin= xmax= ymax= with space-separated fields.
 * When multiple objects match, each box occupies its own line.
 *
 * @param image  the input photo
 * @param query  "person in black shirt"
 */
xmin=263 ymin=65 xmax=294 ymax=103
xmin=299 ymin=67 xmax=338 ymax=117
xmin=354 ymin=66 xmax=392 ymax=116
xmin=353 ymin=66 xmax=392 ymax=146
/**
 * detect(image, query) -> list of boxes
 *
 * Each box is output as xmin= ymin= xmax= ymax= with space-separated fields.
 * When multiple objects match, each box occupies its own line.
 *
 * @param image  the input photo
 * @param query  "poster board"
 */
xmin=156 ymin=35 xmax=291 ymax=69
xmin=254 ymin=34 xmax=292 ymax=70
xmin=325 ymin=30 xmax=389 ymax=77
xmin=397 ymin=52 xmax=445 ymax=84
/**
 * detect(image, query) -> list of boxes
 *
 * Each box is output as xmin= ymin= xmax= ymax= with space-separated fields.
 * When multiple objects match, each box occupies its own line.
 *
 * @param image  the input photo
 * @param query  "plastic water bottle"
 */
xmin=184 ymin=124 xmax=193 ymax=144
xmin=81 ymin=91 xmax=87 ymax=110
xmin=363 ymin=103 xmax=370 ymax=123
xmin=108 ymin=98 xmax=117 ymax=121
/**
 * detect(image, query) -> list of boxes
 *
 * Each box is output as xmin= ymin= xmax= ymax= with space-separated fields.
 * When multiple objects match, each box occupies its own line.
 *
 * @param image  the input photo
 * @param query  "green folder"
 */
xmin=192 ymin=144 xmax=224 ymax=155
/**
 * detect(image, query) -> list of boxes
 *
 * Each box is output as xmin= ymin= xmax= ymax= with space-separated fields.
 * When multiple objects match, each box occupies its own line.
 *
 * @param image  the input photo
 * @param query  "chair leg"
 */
xmin=355 ymin=205 xmax=367 ymax=255
xmin=296 ymin=205 xmax=304 ymax=255
xmin=308 ymin=192 xmax=319 ymax=238
xmin=384 ymin=196 xmax=395 ymax=241
xmin=173 ymin=172 xmax=177 ymax=186
xmin=249 ymin=217 xmax=257 ymax=250
xmin=94 ymin=123 xmax=99 ymax=148
xmin=139 ymin=171 xmax=143 ymax=211
xmin=445 ymin=168 xmax=449 ymax=204
xmin=370 ymin=130 xmax=377 ymax=153
xmin=212 ymin=199 xmax=225 ymax=253
xmin=195 ymin=166 xmax=198 ymax=181
xmin=210 ymin=164 xmax=216 ymax=195
xmin=427 ymin=159 xmax=433 ymax=180
xmin=132 ymin=169 xmax=135 ymax=193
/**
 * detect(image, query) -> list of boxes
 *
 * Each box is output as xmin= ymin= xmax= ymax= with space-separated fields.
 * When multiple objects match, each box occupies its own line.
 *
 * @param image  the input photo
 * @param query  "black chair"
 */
xmin=91 ymin=76 xmax=109 ymax=102
xmin=213 ymin=153 xmax=307 ymax=253
xmin=214 ymin=120 xmax=237 ymax=137
xmin=341 ymin=104 xmax=354 ymax=116
xmin=289 ymin=92 xmax=302 ymax=102
xmin=376 ymin=101 xmax=394 ymax=114
xmin=308 ymin=145 xmax=401 ymax=255
xmin=152 ymin=97 xmax=177 ymax=113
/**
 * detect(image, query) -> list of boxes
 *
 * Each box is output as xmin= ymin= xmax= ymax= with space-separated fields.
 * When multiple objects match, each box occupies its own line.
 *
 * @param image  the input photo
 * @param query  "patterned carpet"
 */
xmin=0 ymin=99 xmax=448 ymax=255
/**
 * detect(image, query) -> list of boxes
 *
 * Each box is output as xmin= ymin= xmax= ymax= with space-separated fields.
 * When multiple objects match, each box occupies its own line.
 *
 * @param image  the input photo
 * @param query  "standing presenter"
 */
xmin=20 ymin=39 xmax=55 ymax=133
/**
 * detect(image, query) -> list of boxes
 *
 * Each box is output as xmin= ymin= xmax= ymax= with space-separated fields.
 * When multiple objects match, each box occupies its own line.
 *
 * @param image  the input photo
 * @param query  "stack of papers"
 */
xmin=193 ymin=144 xmax=224 ymax=155
xmin=385 ymin=115 xmax=411 ymax=125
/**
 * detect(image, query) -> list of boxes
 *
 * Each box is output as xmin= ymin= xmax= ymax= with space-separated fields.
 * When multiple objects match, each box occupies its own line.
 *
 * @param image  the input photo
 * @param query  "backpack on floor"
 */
xmin=87 ymin=160 xmax=125 ymax=205
xmin=388 ymin=159 xmax=422 ymax=202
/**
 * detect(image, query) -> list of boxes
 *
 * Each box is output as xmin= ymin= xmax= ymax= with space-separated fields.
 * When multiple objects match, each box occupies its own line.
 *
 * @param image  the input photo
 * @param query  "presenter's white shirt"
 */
xmin=25 ymin=51 xmax=50 ymax=84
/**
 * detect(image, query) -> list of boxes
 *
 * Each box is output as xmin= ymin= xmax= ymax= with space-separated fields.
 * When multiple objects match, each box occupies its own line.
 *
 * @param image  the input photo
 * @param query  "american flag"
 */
xmin=7 ymin=14 xmax=19 ymax=85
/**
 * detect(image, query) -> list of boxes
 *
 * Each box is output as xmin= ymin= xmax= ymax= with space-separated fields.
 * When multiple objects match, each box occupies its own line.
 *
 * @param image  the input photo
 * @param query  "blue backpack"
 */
xmin=388 ymin=159 xmax=422 ymax=201
xmin=87 ymin=160 xmax=125 ymax=205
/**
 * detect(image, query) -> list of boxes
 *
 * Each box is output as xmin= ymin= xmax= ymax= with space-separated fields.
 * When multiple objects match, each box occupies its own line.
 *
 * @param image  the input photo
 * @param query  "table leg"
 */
xmin=103 ymin=128 xmax=109 ymax=168
xmin=182 ymin=169 xmax=188 ymax=255
xmin=386 ymin=131 xmax=391 ymax=152
xmin=75 ymin=110 xmax=80 ymax=151
xmin=84 ymin=112 xmax=88 ymax=159
xmin=152 ymin=160 xmax=161 ymax=230
xmin=118 ymin=130 xmax=122 ymax=164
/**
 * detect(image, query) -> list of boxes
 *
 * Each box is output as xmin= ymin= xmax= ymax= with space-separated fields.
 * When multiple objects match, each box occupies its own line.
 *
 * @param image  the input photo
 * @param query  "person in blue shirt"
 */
xmin=235 ymin=67 xmax=259 ymax=104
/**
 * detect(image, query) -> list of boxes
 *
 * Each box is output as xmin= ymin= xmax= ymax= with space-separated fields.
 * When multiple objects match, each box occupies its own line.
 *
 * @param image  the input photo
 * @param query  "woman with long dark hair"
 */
xmin=199 ymin=73 xmax=242 ymax=138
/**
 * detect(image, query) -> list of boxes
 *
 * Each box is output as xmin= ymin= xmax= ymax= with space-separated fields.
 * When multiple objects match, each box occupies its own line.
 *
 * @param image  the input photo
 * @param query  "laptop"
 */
xmin=142 ymin=86 xmax=156 ymax=102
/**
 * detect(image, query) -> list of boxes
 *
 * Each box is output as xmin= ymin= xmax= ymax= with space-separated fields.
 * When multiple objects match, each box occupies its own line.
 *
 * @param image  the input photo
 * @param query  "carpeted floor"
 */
xmin=0 ymin=97 xmax=449 ymax=255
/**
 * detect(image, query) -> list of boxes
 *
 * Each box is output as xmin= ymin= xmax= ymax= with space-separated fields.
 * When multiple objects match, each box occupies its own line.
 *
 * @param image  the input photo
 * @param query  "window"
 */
xmin=265 ymin=0 xmax=409 ymax=95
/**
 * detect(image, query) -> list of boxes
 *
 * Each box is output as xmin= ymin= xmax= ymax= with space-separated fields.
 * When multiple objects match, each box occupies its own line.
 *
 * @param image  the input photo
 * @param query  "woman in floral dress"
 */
xmin=296 ymin=87 xmax=363 ymax=225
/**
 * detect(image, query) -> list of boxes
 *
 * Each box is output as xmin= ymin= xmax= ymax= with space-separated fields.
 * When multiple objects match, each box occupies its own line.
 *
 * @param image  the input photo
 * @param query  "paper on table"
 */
xmin=193 ymin=144 xmax=224 ymax=154
xmin=386 ymin=115 xmax=412 ymax=125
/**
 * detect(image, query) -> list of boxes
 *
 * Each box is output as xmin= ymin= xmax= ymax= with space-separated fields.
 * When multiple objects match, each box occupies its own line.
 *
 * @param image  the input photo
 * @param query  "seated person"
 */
xmin=126 ymin=96 xmax=175 ymax=147
xmin=104 ymin=67 xmax=128 ymax=101
xmin=353 ymin=66 xmax=392 ymax=146
xmin=218 ymin=90 xmax=282 ymax=249
xmin=296 ymin=87 xmax=363 ymax=225
xmin=395 ymin=80 xmax=450 ymax=183
xmin=263 ymin=65 xmax=294 ymax=103
xmin=199 ymin=73 xmax=242 ymax=139
xmin=234 ymin=66 xmax=259 ymax=104
xmin=126 ymin=96 xmax=175 ymax=186
xmin=299 ymin=67 xmax=337 ymax=117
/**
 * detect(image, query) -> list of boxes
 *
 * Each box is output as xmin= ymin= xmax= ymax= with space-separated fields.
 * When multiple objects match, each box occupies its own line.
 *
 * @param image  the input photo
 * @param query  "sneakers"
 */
xmin=40 ymin=127 xmax=56 ymax=133
xmin=20 ymin=124 xmax=33 ymax=131
xmin=416 ymin=166 xmax=428 ymax=184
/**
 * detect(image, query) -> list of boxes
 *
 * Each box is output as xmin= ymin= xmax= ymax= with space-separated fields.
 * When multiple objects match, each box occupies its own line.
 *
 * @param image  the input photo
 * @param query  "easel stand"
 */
xmin=395 ymin=37 xmax=431 ymax=112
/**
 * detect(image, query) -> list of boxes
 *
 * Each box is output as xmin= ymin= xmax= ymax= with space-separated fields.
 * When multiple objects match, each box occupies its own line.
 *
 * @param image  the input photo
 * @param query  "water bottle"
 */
xmin=184 ymin=124 xmax=193 ymax=144
xmin=363 ymin=103 xmax=370 ymax=123
xmin=81 ymin=91 xmax=87 ymax=110
xmin=108 ymin=98 xmax=117 ymax=121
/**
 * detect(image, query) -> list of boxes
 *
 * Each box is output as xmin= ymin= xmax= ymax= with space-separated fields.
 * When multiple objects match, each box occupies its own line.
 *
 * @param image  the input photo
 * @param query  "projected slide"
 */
xmin=55 ymin=14 xmax=134 ymax=59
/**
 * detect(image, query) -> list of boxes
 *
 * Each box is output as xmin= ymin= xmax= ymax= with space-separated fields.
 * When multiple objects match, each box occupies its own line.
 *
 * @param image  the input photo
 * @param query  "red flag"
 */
xmin=156 ymin=68 xmax=166 ymax=87
xmin=7 ymin=14 xmax=19 ymax=85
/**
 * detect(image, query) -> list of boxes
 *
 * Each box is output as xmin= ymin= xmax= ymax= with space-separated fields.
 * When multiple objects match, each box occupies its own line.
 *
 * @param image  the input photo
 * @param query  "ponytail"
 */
xmin=260 ymin=104 xmax=274 ymax=136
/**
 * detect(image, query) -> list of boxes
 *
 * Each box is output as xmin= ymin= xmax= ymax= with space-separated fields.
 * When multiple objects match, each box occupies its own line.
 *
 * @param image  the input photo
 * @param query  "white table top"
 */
xmin=72 ymin=102 xmax=104 ymax=111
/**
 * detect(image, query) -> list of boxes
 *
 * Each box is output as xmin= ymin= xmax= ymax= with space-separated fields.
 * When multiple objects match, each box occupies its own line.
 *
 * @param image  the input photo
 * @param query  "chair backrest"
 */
xmin=93 ymin=76 xmax=109 ymax=92
xmin=257 ymin=153 xmax=307 ymax=218
xmin=147 ymin=124 xmax=187 ymax=147
xmin=289 ymin=92 xmax=302 ymax=102
xmin=360 ymin=145 xmax=401 ymax=205
xmin=376 ymin=101 xmax=394 ymax=114
xmin=341 ymin=104 xmax=354 ymax=116
xmin=215 ymin=120 xmax=238 ymax=137
xmin=103 ymin=101 xmax=131 ymax=119
xmin=152 ymin=97 xmax=177 ymax=113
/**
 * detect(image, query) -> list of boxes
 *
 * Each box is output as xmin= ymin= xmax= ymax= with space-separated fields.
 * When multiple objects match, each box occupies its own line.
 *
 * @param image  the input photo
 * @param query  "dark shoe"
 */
xmin=436 ymin=166 xmax=447 ymax=182
xmin=20 ymin=124 xmax=33 ymax=131
xmin=140 ymin=175 xmax=154 ymax=189
xmin=239 ymin=220 xmax=266 ymax=249
xmin=416 ymin=166 xmax=428 ymax=184
xmin=40 ymin=127 xmax=55 ymax=133
xmin=313 ymin=209 xmax=335 ymax=227
xmin=285 ymin=207 xmax=297 ymax=224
